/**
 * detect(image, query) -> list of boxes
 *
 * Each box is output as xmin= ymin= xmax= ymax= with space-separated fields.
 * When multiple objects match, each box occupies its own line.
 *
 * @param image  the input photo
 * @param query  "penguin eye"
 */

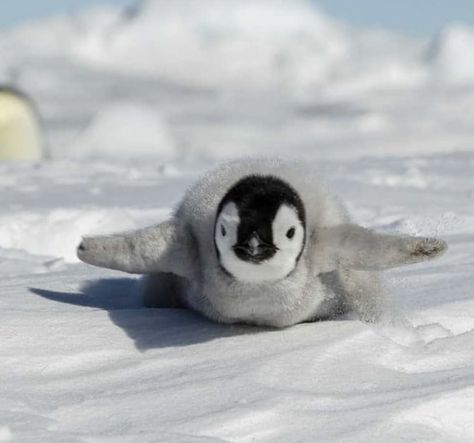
xmin=221 ymin=224 xmax=227 ymax=236
xmin=286 ymin=227 xmax=295 ymax=239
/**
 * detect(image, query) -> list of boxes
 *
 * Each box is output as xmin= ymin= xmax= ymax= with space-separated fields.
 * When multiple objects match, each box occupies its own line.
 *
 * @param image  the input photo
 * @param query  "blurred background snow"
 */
xmin=1 ymin=0 xmax=474 ymax=162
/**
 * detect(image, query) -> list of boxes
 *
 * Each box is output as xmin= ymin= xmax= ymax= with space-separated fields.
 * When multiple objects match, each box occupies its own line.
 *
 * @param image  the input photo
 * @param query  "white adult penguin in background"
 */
xmin=0 ymin=86 xmax=44 ymax=161
xmin=78 ymin=159 xmax=447 ymax=327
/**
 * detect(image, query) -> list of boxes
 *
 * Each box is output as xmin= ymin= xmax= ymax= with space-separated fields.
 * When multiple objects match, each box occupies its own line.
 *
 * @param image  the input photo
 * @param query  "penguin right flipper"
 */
xmin=315 ymin=224 xmax=447 ymax=272
xmin=77 ymin=218 xmax=196 ymax=280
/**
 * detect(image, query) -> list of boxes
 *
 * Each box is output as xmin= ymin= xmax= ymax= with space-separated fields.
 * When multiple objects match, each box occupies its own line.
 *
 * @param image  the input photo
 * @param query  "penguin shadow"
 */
xmin=30 ymin=278 xmax=262 ymax=351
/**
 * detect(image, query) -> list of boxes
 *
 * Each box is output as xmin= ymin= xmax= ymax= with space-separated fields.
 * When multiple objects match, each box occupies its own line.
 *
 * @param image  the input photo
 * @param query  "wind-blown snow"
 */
xmin=1 ymin=1 xmax=474 ymax=441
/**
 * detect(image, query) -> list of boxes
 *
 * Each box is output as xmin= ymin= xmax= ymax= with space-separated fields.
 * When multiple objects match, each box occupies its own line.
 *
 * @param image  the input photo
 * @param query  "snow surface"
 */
xmin=1 ymin=1 xmax=474 ymax=441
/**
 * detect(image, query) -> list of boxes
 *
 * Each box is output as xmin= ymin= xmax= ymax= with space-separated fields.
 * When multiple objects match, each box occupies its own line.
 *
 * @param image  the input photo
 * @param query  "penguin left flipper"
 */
xmin=314 ymin=224 xmax=447 ymax=272
xmin=77 ymin=218 xmax=196 ymax=279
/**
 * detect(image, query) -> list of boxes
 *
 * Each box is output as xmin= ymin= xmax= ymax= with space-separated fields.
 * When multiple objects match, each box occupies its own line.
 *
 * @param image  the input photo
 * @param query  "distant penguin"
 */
xmin=0 ymin=87 xmax=44 ymax=161
xmin=77 ymin=159 xmax=447 ymax=327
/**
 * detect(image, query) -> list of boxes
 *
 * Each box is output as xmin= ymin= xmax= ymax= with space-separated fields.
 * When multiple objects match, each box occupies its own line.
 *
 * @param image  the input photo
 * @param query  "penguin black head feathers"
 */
xmin=214 ymin=175 xmax=306 ymax=283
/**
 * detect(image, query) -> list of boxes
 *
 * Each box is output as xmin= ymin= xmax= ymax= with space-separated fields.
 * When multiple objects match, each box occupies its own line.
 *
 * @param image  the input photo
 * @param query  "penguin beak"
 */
xmin=233 ymin=232 xmax=277 ymax=262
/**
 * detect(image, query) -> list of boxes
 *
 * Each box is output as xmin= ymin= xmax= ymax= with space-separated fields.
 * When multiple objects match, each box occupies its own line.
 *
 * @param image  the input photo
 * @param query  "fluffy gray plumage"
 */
xmin=77 ymin=159 xmax=447 ymax=327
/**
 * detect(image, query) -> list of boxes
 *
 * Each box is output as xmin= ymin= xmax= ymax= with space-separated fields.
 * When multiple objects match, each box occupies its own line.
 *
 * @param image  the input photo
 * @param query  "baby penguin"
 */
xmin=77 ymin=159 xmax=447 ymax=327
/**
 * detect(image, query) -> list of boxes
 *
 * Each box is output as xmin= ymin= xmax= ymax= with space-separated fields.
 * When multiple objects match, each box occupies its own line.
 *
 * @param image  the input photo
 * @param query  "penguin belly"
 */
xmin=0 ymin=89 xmax=44 ymax=161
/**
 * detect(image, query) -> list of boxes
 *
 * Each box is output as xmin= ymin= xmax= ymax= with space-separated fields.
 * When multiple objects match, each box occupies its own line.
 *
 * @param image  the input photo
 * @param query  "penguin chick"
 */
xmin=77 ymin=159 xmax=447 ymax=327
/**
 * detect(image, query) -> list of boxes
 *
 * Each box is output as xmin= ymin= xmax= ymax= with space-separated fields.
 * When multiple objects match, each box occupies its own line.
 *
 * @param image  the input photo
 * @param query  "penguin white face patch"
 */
xmin=215 ymin=202 xmax=240 ymax=259
xmin=271 ymin=204 xmax=305 ymax=268
xmin=214 ymin=175 xmax=306 ymax=283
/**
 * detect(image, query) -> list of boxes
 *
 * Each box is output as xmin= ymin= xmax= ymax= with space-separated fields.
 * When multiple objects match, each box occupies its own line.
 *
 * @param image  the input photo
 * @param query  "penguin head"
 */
xmin=214 ymin=175 xmax=306 ymax=283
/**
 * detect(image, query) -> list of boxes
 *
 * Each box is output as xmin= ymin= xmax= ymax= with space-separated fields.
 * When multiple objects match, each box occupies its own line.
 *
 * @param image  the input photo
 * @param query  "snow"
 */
xmin=1 ymin=1 xmax=474 ymax=441
xmin=69 ymin=102 xmax=177 ymax=160
xmin=429 ymin=24 xmax=474 ymax=86
xmin=2 ymin=0 xmax=474 ymax=161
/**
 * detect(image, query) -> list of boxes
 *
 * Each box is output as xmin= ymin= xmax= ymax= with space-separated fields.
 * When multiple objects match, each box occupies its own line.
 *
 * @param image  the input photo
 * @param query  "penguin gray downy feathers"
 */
xmin=77 ymin=159 xmax=447 ymax=327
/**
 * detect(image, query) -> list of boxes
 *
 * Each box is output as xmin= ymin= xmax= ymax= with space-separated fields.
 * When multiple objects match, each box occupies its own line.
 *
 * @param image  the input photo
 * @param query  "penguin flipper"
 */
xmin=315 ymin=224 xmax=447 ymax=271
xmin=77 ymin=218 xmax=196 ymax=279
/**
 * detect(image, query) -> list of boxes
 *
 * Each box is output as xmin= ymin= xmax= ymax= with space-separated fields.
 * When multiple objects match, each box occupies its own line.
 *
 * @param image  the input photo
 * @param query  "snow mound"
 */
xmin=1 ymin=0 xmax=473 ymax=163
xmin=0 ymin=208 xmax=164 ymax=262
xmin=1 ymin=0 xmax=349 ymax=92
xmin=0 ymin=426 xmax=12 ymax=443
xmin=70 ymin=103 xmax=177 ymax=160
xmin=428 ymin=24 xmax=474 ymax=85
xmin=73 ymin=0 xmax=347 ymax=90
